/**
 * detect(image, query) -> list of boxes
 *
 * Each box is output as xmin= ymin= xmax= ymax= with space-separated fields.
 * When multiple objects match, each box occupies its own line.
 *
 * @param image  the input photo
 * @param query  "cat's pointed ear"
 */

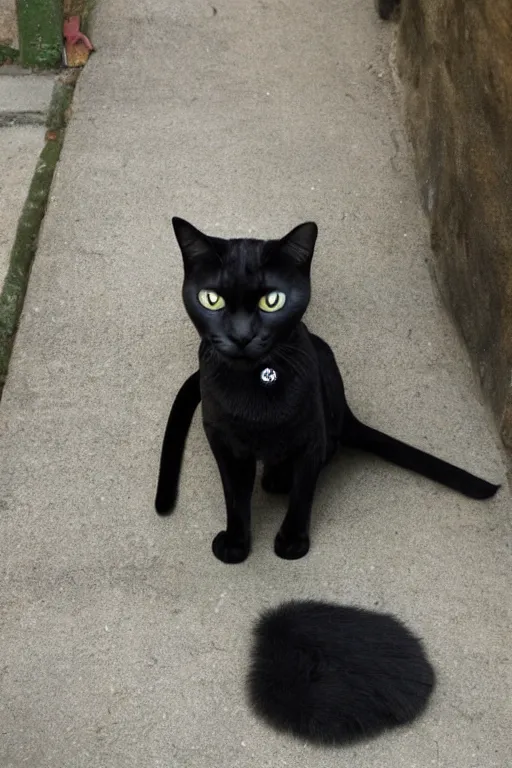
xmin=279 ymin=222 xmax=318 ymax=270
xmin=172 ymin=217 xmax=214 ymax=270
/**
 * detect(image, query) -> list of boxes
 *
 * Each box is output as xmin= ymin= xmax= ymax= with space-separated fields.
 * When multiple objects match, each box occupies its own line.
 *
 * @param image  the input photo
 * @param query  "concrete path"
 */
xmin=1 ymin=1 xmax=510 ymax=766
xmin=0 ymin=71 xmax=54 ymax=290
xmin=0 ymin=125 xmax=44 ymax=286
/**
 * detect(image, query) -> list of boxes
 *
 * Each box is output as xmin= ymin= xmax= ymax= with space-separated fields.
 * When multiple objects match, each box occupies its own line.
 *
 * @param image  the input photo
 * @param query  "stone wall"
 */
xmin=0 ymin=0 xmax=17 ymax=49
xmin=396 ymin=0 xmax=512 ymax=448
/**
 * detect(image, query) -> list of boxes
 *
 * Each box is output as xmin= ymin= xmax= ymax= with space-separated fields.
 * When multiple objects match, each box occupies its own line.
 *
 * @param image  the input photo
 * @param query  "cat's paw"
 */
xmin=274 ymin=530 xmax=310 ymax=560
xmin=261 ymin=468 xmax=293 ymax=495
xmin=212 ymin=531 xmax=251 ymax=564
xmin=155 ymin=490 xmax=176 ymax=516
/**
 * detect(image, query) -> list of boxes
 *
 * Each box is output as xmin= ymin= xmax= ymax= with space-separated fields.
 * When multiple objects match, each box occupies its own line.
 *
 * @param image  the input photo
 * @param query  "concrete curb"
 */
xmin=0 ymin=69 xmax=78 ymax=394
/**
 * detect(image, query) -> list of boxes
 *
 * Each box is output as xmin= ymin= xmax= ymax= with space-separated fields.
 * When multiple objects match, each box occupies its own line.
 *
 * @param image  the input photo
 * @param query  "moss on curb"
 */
xmin=0 ymin=45 xmax=19 ymax=65
xmin=0 ymin=71 xmax=78 ymax=394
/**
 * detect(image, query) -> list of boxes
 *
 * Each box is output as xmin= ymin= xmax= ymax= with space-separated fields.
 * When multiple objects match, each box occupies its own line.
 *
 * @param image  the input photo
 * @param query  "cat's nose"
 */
xmin=230 ymin=332 xmax=253 ymax=349
xmin=229 ymin=315 xmax=254 ymax=349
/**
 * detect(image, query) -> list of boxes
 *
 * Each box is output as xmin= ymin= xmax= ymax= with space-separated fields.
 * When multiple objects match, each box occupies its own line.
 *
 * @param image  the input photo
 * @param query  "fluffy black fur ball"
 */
xmin=247 ymin=600 xmax=435 ymax=745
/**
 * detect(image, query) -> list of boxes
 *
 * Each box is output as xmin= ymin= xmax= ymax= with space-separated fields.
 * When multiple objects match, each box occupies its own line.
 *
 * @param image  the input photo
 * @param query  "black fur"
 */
xmin=155 ymin=370 xmax=201 ymax=515
xmin=155 ymin=218 xmax=499 ymax=563
xmin=247 ymin=600 xmax=435 ymax=745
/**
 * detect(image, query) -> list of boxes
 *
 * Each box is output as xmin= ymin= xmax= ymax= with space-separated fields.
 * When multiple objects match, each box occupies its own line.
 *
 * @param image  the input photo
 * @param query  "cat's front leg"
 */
xmin=206 ymin=430 xmax=256 ymax=564
xmin=274 ymin=453 xmax=322 ymax=560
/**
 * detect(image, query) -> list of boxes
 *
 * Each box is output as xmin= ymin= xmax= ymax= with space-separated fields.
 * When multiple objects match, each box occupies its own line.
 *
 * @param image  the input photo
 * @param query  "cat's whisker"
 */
xmin=273 ymin=346 xmax=310 ymax=378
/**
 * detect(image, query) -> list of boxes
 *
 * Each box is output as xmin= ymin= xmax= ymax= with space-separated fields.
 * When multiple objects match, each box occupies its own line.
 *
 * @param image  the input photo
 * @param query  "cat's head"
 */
xmin=173 ymin=218 xmax=318 ymax=365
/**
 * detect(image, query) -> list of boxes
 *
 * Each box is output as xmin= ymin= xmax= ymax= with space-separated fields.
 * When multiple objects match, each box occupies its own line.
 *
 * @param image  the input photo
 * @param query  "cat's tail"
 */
xmin=155 ymin=370 xmax=201 ymax=515
xmin=341 ymin=408 xmax=500 ymax=500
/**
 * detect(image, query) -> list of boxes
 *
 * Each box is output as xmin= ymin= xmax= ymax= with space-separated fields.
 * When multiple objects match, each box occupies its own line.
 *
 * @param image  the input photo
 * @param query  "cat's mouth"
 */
xmin=218 ymin=349 xmax=263 ymax=370
xmin=214 ymin=340 xmax=270 ymax=369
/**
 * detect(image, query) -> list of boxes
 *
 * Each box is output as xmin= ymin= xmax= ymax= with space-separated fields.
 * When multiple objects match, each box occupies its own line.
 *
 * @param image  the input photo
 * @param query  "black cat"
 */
xmin=155 ymin=218 xmax=499 ymax=564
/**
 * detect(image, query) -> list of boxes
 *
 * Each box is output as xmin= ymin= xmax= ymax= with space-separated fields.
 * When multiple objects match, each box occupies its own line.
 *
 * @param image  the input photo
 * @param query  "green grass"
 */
xmin=17 ymin=0 xmax=63 ymax=68
xmin=0 ymin=44 xmax=19 ymax=65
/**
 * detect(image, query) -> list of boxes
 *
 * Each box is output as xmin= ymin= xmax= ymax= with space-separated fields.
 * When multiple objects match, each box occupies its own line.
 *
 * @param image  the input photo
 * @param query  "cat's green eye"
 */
xmin=198 ymin=289 xmax=226 ymax=311
xmin=259 ymin=291 xmax=286 ymax=313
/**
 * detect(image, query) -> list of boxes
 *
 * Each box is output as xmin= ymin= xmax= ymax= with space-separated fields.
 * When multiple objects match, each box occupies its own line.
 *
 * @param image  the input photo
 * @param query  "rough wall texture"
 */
xmin=397 ymin=0 xmax=512 ymax=448
xmin=0 ymin=0 xmax=17 ymax=48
